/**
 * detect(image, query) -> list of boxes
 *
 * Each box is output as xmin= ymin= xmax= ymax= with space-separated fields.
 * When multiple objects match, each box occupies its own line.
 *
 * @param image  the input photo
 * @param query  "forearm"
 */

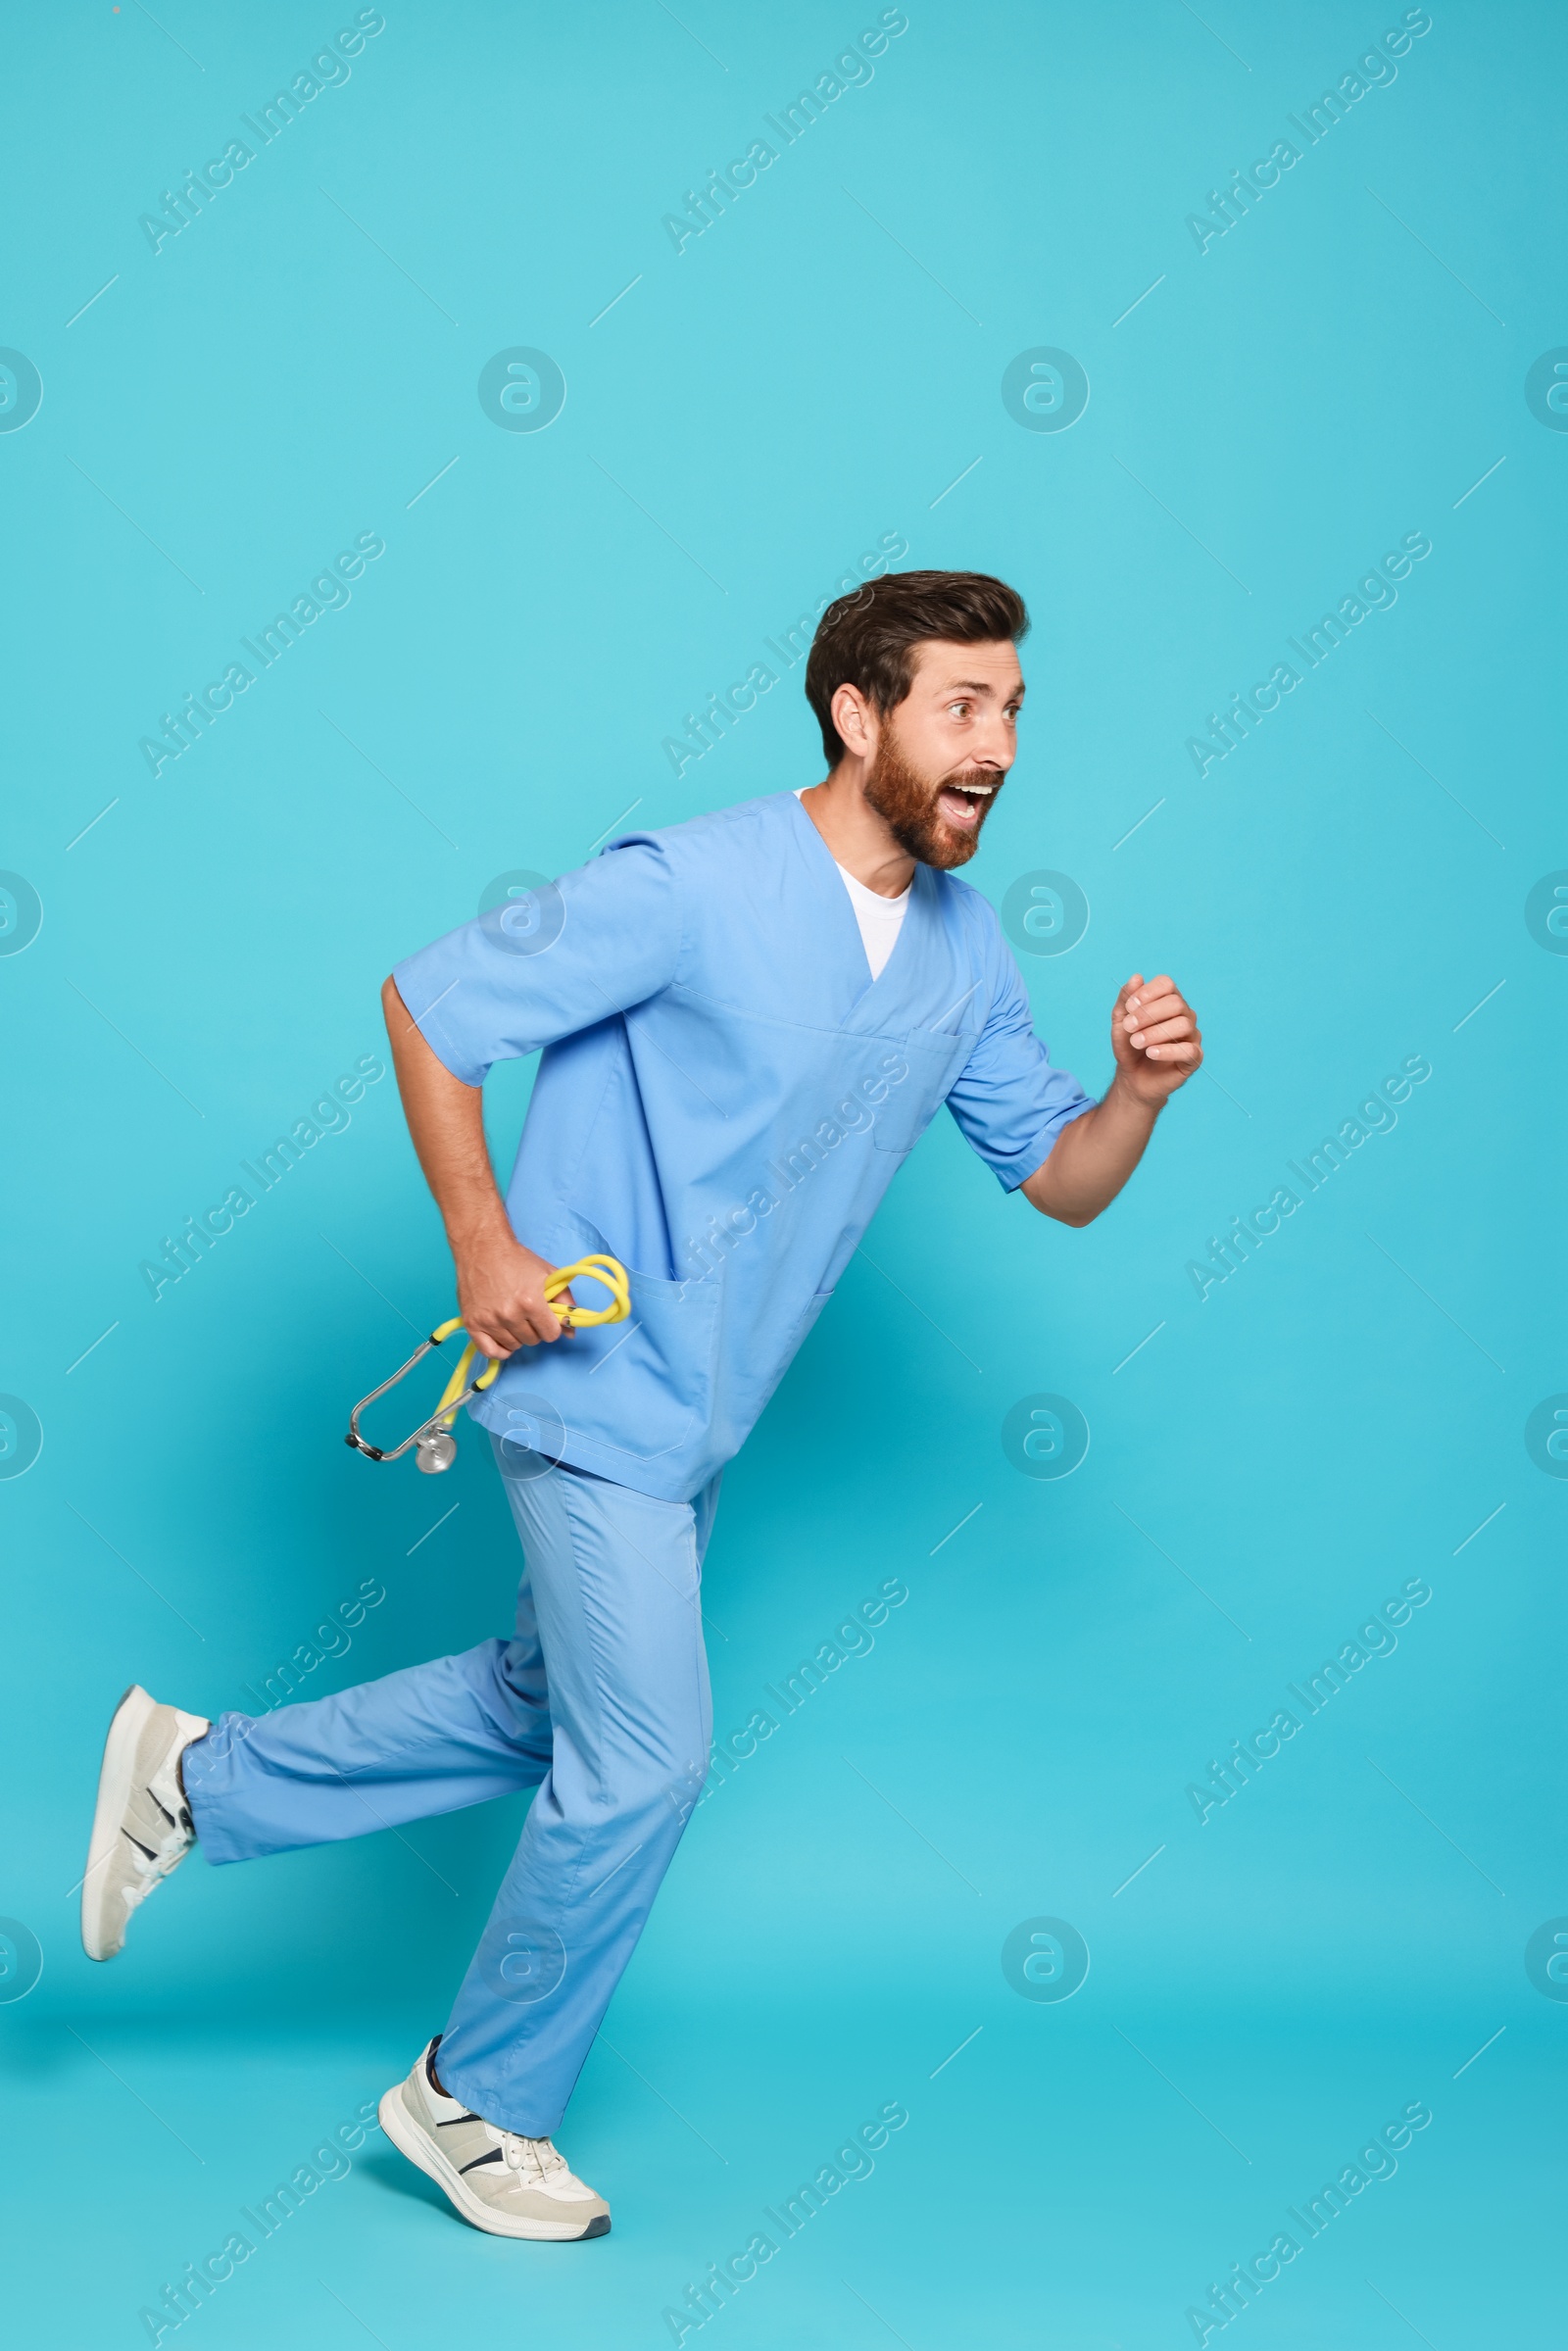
xmin=1020 ymin=1075 xmax=1161 ymax=1226
xmin=381 ymin=977 xmax=509 ymax=1248
xmin=380 ymin=978 xmax=571 ymax=1353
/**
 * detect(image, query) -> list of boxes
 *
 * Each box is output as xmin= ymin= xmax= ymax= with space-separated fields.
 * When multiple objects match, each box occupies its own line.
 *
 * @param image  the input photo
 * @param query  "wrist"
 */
xmin=1107 ymin=1067 xmax=1163 ymax=1119
xmin=445 ymin=1200 xmax=514 ymax=1256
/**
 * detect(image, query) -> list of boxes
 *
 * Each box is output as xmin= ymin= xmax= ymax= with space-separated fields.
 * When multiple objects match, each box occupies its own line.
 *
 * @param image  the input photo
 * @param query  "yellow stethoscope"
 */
xmin=345 ymin=1255 xmax=630 ymax=1475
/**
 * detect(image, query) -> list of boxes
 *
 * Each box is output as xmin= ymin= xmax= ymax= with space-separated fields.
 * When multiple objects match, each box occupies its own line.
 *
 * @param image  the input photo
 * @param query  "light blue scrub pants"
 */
xmin=182 ymin=1440 xmax=720 ymax=2137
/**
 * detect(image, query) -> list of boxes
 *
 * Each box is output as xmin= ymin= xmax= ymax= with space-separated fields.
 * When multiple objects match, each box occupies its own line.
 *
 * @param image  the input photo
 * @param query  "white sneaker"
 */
xmin=378 ymin=2039 xmax=611 ymax=2239
xmin=81 ymin=1685 xmax=209 ymax=1961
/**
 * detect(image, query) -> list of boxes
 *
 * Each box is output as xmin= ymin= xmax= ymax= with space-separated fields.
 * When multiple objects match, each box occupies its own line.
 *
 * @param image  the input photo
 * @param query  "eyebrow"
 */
xmin=940 ymin=678 xmax=1026 ymax=698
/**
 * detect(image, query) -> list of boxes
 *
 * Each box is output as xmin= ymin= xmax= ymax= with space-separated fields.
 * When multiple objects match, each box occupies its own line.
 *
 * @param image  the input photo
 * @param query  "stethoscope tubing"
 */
xmin=344 ymin=1254 xmax=630 ymax=1466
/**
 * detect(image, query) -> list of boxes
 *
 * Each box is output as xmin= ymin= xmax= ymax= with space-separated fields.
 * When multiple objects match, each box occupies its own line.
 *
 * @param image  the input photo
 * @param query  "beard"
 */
xmin=861 ymin=730 xmax=1002 ymax=870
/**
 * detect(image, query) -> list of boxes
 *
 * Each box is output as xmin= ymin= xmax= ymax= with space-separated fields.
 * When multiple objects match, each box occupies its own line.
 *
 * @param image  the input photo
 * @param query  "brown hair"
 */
xmin=804 ymin=568 xmax=1029 ymax=766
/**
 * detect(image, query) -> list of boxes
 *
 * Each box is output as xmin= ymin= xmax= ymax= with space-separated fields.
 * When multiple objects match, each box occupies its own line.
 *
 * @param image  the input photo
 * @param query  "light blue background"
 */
xmin=2 ymin=2 xmax=1563 ymax=2344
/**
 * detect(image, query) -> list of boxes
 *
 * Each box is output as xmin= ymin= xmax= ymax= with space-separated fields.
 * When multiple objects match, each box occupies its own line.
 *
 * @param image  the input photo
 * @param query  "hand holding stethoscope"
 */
xmin=345 ymin=1255 xmax=630 ymax=1474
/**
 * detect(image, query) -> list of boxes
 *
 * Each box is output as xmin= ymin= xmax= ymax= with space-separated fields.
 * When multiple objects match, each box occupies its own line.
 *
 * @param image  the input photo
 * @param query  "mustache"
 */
xmin=862 ymin=733 xmax=1004 ymax=869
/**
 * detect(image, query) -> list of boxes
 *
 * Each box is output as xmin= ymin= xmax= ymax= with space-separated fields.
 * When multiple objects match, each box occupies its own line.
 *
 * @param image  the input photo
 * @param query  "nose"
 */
xmin=974 ymin=711 xmax=1015 ymax=772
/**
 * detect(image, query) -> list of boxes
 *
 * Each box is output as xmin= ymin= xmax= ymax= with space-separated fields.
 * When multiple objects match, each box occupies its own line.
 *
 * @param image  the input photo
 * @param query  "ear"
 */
xmin=830 ymin=680 xmax=876 ymax=759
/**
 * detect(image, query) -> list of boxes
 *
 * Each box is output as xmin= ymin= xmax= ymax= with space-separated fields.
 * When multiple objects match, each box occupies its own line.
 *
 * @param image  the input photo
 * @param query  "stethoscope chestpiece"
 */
xmin=415 ymin=1429 xmax=459 ymax=1475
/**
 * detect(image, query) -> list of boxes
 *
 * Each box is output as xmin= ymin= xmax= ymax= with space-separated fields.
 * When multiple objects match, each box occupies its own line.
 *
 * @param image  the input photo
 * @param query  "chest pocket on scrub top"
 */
xmin=870 ymin=1030 xmax=976 ymax=1155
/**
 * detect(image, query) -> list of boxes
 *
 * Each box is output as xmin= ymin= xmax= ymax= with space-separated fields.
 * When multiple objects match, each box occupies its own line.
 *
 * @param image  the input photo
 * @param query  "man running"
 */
xmin=81 ymin=569 xmax=1200 ymax=2238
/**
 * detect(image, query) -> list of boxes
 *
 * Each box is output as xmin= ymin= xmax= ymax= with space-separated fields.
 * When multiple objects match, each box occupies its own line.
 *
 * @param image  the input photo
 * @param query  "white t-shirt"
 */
xmin=795 ymin=788 xmax=910 ymax=981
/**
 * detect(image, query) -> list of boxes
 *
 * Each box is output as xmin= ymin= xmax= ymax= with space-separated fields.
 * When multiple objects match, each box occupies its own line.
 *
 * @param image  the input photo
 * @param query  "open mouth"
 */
xmin=936 ymin=780 xmax=996 ymax=832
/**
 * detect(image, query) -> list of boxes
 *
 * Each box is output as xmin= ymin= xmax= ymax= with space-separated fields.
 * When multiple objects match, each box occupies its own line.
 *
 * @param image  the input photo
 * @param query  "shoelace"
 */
xmin=122 ymin=1794 xmax=194 ymax=1910
xmin=498 ymin=2133 xmax=570 ymax=2187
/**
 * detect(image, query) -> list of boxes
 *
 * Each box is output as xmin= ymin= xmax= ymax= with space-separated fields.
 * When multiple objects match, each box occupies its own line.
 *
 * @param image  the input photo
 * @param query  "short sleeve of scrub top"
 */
xmin=394 ymin=839 xmax=682 ymax=1084
xmin=944 ymin=922 xmax=1096 ymax=1189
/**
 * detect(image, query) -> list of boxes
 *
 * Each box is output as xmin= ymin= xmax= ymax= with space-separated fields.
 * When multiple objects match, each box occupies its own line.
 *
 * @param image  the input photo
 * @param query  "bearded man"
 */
xmin=82 ymin=569 xmax=1200 ymax=2240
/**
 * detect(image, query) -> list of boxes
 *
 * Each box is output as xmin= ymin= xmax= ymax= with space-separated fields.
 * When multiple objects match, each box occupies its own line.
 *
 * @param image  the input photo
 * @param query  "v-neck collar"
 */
xmin=782 ymin=787 xmax=930 ymax=1013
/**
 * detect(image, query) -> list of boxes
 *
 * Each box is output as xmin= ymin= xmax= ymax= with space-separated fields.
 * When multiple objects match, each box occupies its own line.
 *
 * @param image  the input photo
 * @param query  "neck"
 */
xmin=798 ymin=767 xmax=913 ymax=898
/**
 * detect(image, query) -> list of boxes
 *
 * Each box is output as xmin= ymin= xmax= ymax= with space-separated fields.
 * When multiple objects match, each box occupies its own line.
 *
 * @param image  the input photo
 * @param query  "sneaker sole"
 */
xmin=81 ymin=1684 xmax=156 ymax=1962
xmin=377 ymin=2085 xmax=610 ymax=2240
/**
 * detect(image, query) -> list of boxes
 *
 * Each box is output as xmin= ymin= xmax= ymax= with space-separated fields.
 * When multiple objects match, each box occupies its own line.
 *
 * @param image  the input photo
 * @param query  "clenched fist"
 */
xmin=1110 ymin=973 xmax=1202 ymax=1106
xmin=454 ymin=1232 xmax=576 ymax=1358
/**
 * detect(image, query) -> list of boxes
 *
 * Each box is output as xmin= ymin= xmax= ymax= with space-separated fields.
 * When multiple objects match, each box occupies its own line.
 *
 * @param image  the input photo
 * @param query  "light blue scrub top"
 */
xmin=393 ymin=790 xmax=1092 ymax=1500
